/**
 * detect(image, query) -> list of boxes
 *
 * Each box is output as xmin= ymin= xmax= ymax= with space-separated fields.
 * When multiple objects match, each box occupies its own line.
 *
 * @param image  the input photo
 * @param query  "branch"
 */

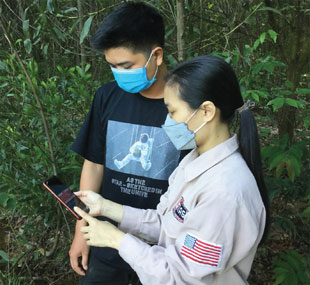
xmin=0 ymin=17 xmax=60 ymax=257
xmin=176 ymin=0 xmax=185 ymax=61
xmin=0 ymin=18 xmax=57 ymax=176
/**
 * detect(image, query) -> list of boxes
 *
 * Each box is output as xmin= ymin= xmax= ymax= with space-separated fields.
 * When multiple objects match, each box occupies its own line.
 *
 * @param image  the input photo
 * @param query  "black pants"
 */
xmin=79 ymin=252 xmax=141 ymax=285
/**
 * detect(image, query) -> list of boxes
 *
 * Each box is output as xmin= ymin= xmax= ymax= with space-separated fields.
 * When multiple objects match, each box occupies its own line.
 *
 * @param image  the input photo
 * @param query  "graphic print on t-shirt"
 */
xmin=106 ymin=120 xmax=180 ymax=180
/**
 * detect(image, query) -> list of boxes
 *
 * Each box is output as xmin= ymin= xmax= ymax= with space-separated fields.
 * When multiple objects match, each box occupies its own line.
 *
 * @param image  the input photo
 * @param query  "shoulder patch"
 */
xmin=173 ymin=196 xmax=188 ymax=223
xmin=181 ymin=233 xmax=223 ymax=267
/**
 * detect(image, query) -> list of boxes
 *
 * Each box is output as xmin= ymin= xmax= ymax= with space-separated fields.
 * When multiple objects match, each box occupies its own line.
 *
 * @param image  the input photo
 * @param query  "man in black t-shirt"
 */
xmin=69 ymin=2 xmax=183 ymax=285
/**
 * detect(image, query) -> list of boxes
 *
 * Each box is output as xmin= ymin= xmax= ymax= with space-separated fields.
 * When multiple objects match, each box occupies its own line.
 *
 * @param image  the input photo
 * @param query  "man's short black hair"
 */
xmin=92 ymin=2 xmax=165 ymax=54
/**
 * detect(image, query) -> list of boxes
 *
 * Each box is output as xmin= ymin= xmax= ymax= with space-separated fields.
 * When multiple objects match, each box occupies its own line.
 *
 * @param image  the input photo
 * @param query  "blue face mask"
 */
xmin=162 ymin=109 xmax=207 ymax=150
xmin=111 ymin=51 xmax=158 ymax=93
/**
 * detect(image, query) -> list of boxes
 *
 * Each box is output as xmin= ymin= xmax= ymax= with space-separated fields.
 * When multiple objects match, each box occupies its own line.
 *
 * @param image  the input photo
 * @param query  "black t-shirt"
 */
xmin=72 ymin=81 xmax=183 ymax=269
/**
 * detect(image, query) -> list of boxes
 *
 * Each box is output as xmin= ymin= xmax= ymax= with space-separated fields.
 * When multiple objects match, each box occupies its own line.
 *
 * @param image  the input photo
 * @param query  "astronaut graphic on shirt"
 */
xmin=114 ymin=133 xmax=154 ymax=171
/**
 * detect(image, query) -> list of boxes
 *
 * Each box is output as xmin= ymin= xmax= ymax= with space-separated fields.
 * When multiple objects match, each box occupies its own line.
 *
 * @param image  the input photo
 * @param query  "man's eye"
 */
xmin=124 ymin=65 xmax=133 ymax=69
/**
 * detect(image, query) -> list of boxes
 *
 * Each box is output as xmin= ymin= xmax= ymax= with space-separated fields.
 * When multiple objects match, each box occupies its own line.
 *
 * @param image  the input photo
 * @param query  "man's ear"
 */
xmin=153 ymin=47 xmax=163 ymax=66
xmin=201 ymin=101 xmax=216 ymax=123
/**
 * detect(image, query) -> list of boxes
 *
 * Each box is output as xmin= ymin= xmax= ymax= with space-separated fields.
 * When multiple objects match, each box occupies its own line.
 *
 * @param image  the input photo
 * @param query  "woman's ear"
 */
xmin=201 ymin=101 xmax=216 ymax=122
xmin=153 ymin=47 xmax=163 ymax=66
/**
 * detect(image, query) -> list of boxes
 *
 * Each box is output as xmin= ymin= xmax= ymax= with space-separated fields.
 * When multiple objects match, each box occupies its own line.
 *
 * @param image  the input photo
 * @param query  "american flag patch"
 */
xmin=181 ymin=233 xmax=223 ymax=267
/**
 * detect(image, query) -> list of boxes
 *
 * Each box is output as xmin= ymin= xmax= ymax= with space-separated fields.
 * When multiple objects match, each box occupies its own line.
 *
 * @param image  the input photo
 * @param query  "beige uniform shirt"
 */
xmin=119 ymin=135 xmax=266 ymax=285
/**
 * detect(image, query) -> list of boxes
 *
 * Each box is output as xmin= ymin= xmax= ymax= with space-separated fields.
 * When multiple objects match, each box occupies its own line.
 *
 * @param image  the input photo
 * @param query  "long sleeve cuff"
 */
xmin=119 ymin=206 xmax=144 ymax=235
xmin=119 ymin=233 xmax=151 ymax=269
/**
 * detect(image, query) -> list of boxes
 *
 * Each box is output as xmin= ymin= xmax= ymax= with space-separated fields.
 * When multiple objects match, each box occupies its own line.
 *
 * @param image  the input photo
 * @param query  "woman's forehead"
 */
xmin=164 ymin=84 xmax=179 ymax=102
xmin=164 ymin=84 xmax=190 ymax=109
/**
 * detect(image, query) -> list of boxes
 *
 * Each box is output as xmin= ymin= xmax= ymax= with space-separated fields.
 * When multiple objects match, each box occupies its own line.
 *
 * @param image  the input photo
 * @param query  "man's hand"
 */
xmin=69 ymin=221 xmax=90 ymax=276
xmin=69 ymin=159 xmax=104 ymax=275
xmin=75 ymin=207 xmax=125 ymax=250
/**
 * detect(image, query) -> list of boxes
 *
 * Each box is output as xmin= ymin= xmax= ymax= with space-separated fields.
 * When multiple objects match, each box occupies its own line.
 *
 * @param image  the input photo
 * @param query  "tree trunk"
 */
xmin=77 ymin=0 xmax=86 ymax=68
xmin=265 ymin=0 xmax=310 ymax=143
xmin=176 ymin=0 xmax=185 ymax=62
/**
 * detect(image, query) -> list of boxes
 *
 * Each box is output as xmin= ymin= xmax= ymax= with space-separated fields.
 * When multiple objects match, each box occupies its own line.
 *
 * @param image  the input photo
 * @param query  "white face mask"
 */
xmin=162 ymin=109 xmax=207 ymax=150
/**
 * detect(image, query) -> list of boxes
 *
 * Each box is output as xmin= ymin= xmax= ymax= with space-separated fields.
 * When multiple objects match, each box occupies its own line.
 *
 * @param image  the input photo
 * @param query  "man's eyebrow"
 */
xmin=105 ymin=60 xmax=132 ymax=67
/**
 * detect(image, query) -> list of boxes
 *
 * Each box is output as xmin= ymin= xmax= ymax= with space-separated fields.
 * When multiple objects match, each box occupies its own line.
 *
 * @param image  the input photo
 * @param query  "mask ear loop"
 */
xmin=152 ymin=65 xmax=159 ymax=80
xmin=145 ymin=49 xmax=158 ymax=81
xmin=193 ymin=121 xmax=207 ymax=133
xmin=185 ymin=108 xmax=207 ymax=133
xmin=145 ymin=50 xmax=155 ymax=67
xmin=185 ymin=109 xmax=199 ymax=123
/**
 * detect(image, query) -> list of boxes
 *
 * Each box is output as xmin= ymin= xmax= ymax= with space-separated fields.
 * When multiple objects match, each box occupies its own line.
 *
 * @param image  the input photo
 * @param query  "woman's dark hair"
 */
xmin=92 ymin=2 xmax=165 ymax=55
xmin=165 ymin=55 xmax=269 ymax=243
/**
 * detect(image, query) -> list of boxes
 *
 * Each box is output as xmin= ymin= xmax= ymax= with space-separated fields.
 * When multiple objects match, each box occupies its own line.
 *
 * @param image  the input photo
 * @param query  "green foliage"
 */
xmin=0 ymin=0 xmax=309 ymax=284
xmin=262 ymin=135 xmax=308 ymax=182
xmin=273 ymin=250 xmax=310 ymax=285
xmin=0 ymin=56 xmax=95 ymax=216
xmin=0 ymin=250 xmax=9 ymax=262
xmin=80 ymin=16 xmax=94 ymax=44
xmin=267 ymin=88 xmax=307 ymax=111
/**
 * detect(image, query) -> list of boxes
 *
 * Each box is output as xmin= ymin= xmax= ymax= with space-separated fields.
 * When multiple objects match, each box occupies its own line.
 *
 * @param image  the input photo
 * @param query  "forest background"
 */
xmin=0 ymin=0 xmax=309 ymax=284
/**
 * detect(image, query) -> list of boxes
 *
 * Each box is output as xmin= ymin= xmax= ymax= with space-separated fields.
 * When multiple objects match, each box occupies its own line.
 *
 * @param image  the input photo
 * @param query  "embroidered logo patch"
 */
xmin=173 ymin=196 xmax=188 ymax=223
xmin=181 ymin=233 xmax=223 ymax=267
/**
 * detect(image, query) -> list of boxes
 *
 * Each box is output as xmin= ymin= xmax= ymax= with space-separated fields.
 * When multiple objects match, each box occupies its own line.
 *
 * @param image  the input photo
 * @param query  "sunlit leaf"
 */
xmin=47 ymin=0 xmax=54 ymax=13
xmin=63 ymin=7 xmax=78 ymax=13
xmin=43 ymin=44 xmax=49 ymax=58
xmin=80 ymin=16 xmax=93 ymax=44
xmin=253 ymin=39 xmax=260 ymax=50
xmin=268 ymin=29 xmax=277 ymax=43
xmin=24 ymin=39 xmax=32 ymax=54
xmin=258 ymin=7 xmax=283 ymax=16
xmin=285 ymin=98 xmax=299 ymax=108
xmin=296 ymin=88 xmax=310 ymax=95
xmin=23 ymin=19 xmax=30 ymax=37
xmin=85 ymin=64 xmax=91 ymax=73
xmin=267 ymin=97 xmax=285 ymax=111
xmin=259 ymin=32 xmax=266 ymax=44
xmin=274 ymin=273 xmax=287 ymax=285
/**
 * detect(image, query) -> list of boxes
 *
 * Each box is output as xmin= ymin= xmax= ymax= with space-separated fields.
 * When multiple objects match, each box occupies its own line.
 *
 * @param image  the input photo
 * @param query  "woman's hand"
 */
xmin=74 ymin=207 xmax=125 ymax=250
xmin=74 ymin=191 xmax=104 ymax=216
xmin=75 ymin=190 xmax=124 ymax=223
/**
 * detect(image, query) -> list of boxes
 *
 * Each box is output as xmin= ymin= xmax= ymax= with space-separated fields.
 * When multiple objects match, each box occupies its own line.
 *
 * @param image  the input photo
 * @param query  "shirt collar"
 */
xmin=181 ymin=134 xmax=239 ymax=182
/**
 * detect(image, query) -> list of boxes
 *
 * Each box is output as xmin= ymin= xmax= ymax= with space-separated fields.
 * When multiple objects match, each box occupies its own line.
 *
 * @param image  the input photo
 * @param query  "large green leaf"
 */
xmin=23 ymin=19 xmax=30 ymax=37
xmin=47 ymin=0 xmax=54 ymax=13
xmin=267 ymin=97 xmax=285 ymax=111
xmin=53 ymin=27 xmax=66 ymax=41
xmin=80 ymin=16 xmax=93 ymax=44
xmin=0 ymin=250 xmax=9 ymax=262
xmin=268 ymin=29 xmax=277 ymax=43
xmin=0 ymin=192 xmax=9 ymax=206
xmin=0 ymin=60 xmax=9 ymax=72
xmin=24 ymin=39 xmax=32 ymax=54
xmin=258 ymin=7 xmax=283 ymax=16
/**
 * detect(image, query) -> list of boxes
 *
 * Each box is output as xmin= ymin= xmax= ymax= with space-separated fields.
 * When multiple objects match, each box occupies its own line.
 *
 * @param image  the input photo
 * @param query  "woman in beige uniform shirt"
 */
xmin=74 ymin=55 xmax=269 ymax=284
